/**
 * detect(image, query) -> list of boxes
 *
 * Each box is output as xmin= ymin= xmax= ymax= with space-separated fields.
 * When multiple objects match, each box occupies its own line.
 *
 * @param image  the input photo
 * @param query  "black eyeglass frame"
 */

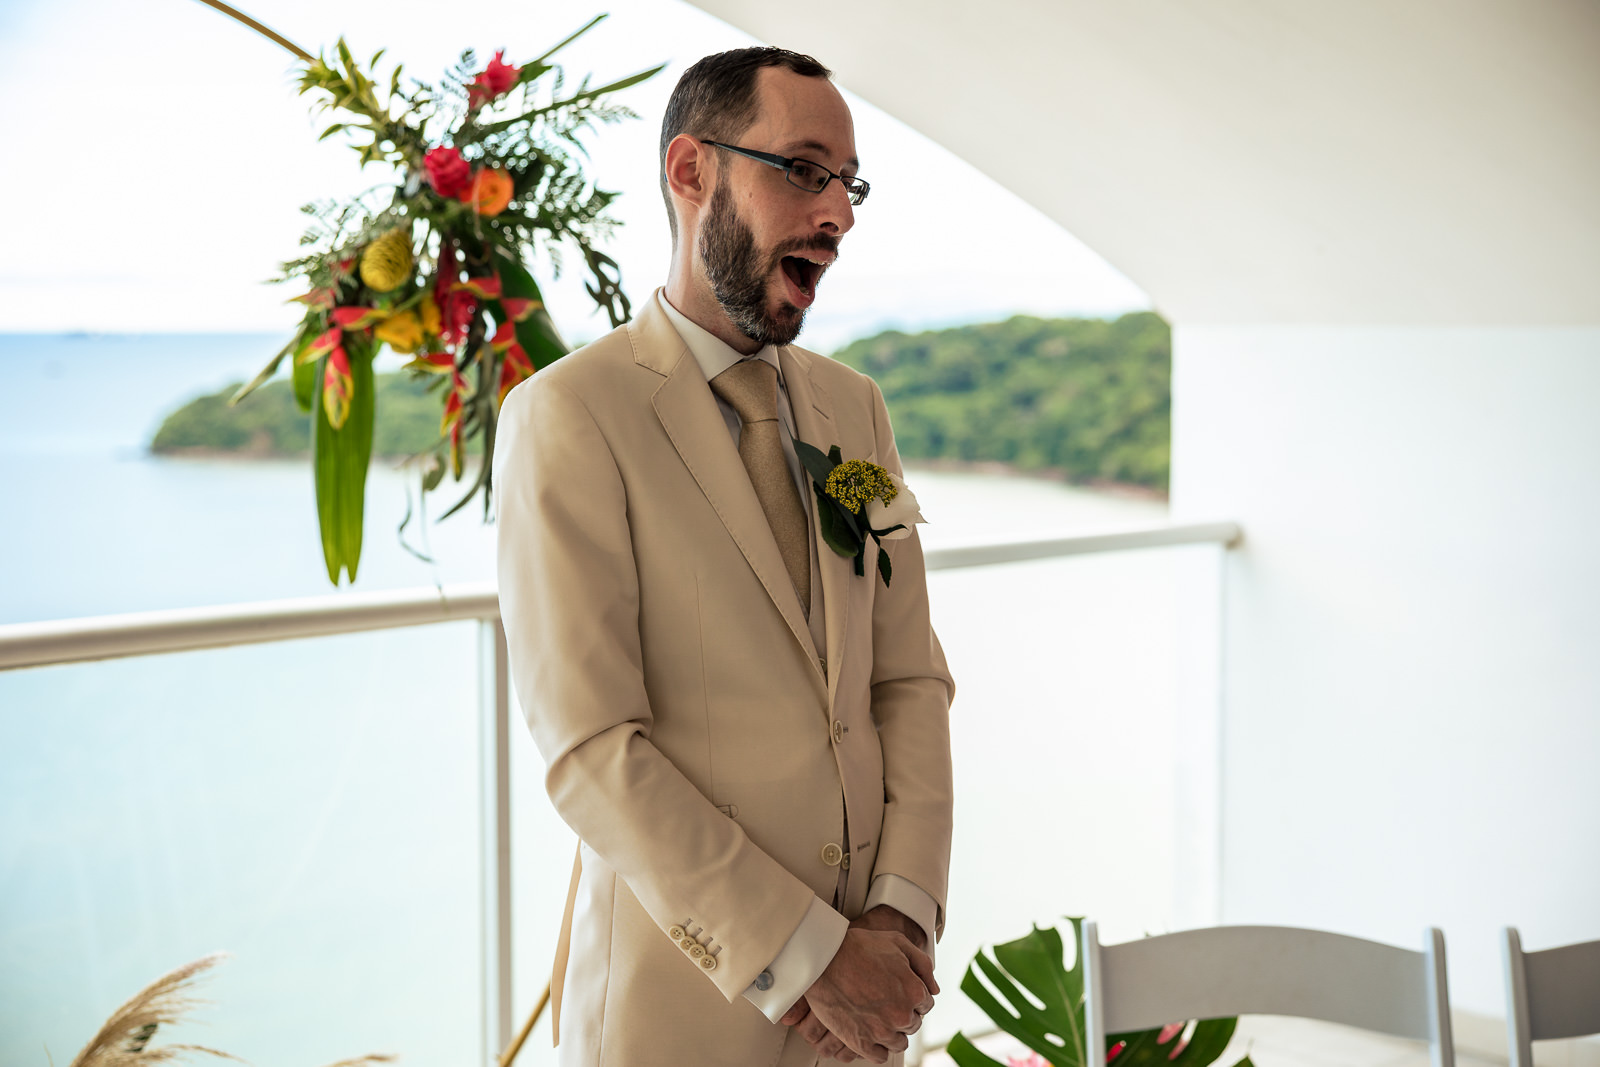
xmin=702 ymin=140 xmax=870 ymax=206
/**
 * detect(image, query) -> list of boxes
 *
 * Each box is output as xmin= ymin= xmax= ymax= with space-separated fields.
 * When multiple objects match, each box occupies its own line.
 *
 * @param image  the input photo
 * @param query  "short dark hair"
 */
xmin=659 ymin=47 xmax=833 ymax=243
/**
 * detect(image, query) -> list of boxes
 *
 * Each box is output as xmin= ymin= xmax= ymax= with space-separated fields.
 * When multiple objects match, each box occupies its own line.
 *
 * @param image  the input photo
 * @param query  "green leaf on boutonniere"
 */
xmin=814 ymin=485 xmax=862 ymax=559
xmin=876 ymin=542 xmax=893 ymax=586
xmin=793 ymin=437 xmax=838 ymax=487
xmin=827 ymin=444 xmax=843 ymax=466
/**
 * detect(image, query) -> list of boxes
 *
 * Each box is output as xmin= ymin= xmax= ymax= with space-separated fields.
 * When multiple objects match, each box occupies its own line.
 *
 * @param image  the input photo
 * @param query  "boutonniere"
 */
xmin=792 ymin=438 xmax=926 ymax=586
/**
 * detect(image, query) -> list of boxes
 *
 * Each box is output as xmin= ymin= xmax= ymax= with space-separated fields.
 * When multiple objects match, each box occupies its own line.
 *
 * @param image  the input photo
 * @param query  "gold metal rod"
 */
xmin=498 ymin=982 xmax=552 ymax=1067
xmin=190 ymin=0 xmax=313 ymax=62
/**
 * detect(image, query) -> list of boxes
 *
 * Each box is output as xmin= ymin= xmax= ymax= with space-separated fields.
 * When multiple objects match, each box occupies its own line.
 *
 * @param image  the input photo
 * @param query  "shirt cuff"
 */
xmin=741 ymin=895 xmax=849 ymax=1022
xmin=864 ymin=874 xmax=940 ymax=963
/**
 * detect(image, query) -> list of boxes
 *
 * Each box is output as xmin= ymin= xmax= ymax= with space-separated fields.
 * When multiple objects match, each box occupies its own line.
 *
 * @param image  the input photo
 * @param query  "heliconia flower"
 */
xmin=300 ymin=326 xmax=342 ymax=365
xmin=441 ymin=370 xmax=470 ymax=435
xmin=1107 ymin=1041 xmax=1126 ymax=1063
xmin=454 ymin=275 xmax=502 ymax=299
xmin=405 ymin=351 xmax=455 ymax=374
xmin=458 ymin=166 xmax=514 ymax=216
xmin=498 ymin=296 xmax=541 ymax=322
xmin=1167 ymin=1035 xmax=1191 ymax=1060
xmin=438 ymin=289 xmax=477 ymax=345
xmin=448 ymin=420 xmax=465 ymax=479
xmin=424 ymin=146 xmax=473 ymax=199
xmin=1157 ymin=1023 xmax=1185 ymax=1045
xmin=497 ymin=344 xmax=534 ymax=405
xmin=331 ymin=305 xmax=386 ymax=330
xmin=490 ymin=322 xmax=517 ymax=352
xmin=291 ymin=287 xmax=336 ymax=309
xmin=467 ymin=50 xmax=523 ymax=108
xmin=323 ymin=345 xmax=354 ymax=430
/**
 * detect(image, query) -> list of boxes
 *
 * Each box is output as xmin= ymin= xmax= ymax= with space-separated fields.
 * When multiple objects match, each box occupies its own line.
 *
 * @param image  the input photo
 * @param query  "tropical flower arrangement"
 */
xmin=948 ymin=919 xmax=1253 ymax=1067
xmin=793 ymin=440 xmax=925 ymax=586
xmin=234 ymin=18 xmax=659 ymax=583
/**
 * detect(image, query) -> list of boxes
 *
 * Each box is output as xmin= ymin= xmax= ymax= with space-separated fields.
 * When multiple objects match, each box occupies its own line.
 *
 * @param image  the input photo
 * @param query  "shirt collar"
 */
xmin=657 ymin=289 xmax=783 ymax=387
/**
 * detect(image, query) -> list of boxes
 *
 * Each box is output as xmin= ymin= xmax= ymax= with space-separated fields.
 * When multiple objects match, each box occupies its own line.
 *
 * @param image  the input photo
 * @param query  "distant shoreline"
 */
xmin=149 ymin=445 xmax=1164 ymax=500
xmin=902 ymin=457 xmax=1168 ymax=502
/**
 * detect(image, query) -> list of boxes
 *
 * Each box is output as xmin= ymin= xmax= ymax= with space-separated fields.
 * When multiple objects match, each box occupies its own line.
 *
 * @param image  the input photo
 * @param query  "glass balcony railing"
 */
xmin=0 ymin=523 xmax=1238 ymax=1067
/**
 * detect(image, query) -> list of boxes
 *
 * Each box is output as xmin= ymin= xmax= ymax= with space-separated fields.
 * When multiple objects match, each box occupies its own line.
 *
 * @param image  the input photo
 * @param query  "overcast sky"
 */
xmin=0 ymin=0 xmax=1147 ymax=352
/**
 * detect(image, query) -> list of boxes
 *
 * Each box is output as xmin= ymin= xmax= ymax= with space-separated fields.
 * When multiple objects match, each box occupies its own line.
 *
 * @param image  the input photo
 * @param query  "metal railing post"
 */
xmin=480 ymin=618 xmax=514 ymax=1064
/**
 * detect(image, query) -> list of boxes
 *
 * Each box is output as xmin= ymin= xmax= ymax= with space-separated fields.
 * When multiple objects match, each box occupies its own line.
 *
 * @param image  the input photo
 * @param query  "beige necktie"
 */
xmin=710 ymin=358 xmax=812 ymax=616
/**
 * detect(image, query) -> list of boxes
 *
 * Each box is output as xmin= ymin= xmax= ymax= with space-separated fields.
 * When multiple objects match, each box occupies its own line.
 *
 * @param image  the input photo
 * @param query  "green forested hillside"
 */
xmin=151 ymin=372 xmax=462 ymax=457
xmin=152 ymin=310 xmax=1171 ymax=488
xmin=832 ymin=311 xmax=1170 ymax=491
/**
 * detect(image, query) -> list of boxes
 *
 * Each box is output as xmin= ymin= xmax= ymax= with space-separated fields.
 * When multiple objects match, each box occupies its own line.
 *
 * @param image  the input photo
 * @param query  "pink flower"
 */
xmin=424 ymin=146 xmax=472 ymax=198
xmin=1007 ymin=1054 xmax=1052 ymax=1067
xmin=1158 ymin=1023 xmax=1185 ymax=1045
xmin=1107 ymin=1041 xmax=1126 ymax=1063
xmin=468 ymin=50 xmax=522 ymax=108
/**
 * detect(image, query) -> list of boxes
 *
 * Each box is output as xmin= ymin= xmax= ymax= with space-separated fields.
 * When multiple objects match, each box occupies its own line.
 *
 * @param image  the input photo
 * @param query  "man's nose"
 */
xmin=814 ymin=178 xmax=855 ymax=236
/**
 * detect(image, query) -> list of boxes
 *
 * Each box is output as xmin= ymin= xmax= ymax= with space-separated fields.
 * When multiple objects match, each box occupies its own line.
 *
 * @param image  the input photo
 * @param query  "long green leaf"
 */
xmin=231 ymin=331 xmax=304 ymax=405
xmin=471 ymin=64 xmax=664 ymax=138
xmin=532 ymin=14 xmax=606 ymax=64
xmin=943 ymin=1032 xmax=1010 ymax=1067
xmin=312 ymin=339 xmax=375 ymax=584
xmin=792 ymin=436 xmax=838 ymax=485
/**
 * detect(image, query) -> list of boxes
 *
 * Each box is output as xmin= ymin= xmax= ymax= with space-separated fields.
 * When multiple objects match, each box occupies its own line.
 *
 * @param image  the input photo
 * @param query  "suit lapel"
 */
xmin=633 ymin=298 xmax=820 ymax=668
xmin=779 ymin=344 xmax=850 ymax=703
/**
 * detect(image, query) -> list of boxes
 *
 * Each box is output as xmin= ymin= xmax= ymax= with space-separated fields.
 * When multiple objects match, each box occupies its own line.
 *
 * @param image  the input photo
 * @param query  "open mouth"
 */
xmin=779 ymin=254 xmax=828 ymax=305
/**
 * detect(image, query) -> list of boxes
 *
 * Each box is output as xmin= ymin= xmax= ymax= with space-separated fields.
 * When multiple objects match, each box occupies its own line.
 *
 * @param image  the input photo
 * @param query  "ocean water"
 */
xmin=0 ymin=335 xmax=1187 ymax=1065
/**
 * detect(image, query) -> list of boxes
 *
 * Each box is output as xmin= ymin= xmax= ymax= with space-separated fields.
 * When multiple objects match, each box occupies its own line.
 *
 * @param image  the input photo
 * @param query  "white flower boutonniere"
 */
xmin=792 ymin=438 xmax=927 ymax=586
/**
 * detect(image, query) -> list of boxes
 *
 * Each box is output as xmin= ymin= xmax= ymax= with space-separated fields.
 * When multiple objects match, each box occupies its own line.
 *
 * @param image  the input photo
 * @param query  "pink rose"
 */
xmin=424 ymin=146 xmax=472 ymax=198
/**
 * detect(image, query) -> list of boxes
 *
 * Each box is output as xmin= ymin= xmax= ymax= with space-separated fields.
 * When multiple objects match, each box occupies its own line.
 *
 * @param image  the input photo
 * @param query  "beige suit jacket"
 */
xmin=493 ymin=295 xmax=955 ymax=1067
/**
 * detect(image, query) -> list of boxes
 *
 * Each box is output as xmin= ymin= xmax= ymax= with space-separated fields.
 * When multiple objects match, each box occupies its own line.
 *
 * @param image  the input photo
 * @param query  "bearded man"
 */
xmin=493 ymin=46 xmax=955 ymax=1067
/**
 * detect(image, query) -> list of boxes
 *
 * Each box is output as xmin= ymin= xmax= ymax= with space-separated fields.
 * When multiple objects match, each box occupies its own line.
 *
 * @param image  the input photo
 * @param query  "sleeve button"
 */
xmin=700 ymin=955 xmax=718 ymax=971
xmin=668 ymin=925 xmax=686 ymax=941
xmin=689 ymin=943 xmax=706 ymax=958
xmin=680 ymin=936 xmax=697 ymax=951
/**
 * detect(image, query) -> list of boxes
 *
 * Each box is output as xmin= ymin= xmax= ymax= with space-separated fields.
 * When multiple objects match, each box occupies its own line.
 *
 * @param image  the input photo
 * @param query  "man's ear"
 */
xmin=664 ymin=133 xmax=711 ymax=213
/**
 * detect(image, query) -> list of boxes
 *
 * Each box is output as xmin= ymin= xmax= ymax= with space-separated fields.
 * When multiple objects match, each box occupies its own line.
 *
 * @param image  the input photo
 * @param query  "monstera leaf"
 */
xmin=946 ymin=919 xmax=1252 ymax=1067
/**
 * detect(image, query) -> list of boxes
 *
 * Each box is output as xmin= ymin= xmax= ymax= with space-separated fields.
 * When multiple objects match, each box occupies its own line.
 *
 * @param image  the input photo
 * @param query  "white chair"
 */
xmin=1502 ymin=928 xmax=1600 ymax=1067
xmin=1081 ymin=922 xmax=1454 ymax=1067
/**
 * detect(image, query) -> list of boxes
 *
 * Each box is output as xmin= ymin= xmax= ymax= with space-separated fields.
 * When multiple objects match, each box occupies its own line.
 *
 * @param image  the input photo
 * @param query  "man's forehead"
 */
xmin=749 ymin=67 xmax=858 ymax=167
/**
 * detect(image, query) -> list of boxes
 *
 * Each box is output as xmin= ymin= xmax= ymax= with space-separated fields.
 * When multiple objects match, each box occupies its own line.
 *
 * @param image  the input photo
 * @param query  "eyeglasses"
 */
xmin=703 ymin=141 xmax=870 ymax=206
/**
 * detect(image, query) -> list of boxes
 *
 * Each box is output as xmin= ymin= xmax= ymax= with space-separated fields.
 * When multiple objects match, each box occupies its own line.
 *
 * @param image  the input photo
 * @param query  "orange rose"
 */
xmin=460 ymin=167 xmax=513 ymax=217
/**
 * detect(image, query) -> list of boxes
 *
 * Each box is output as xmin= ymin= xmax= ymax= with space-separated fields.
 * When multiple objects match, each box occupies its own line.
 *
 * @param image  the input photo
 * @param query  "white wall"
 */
xmin=1170 ymin=324 xmax=1600 ymax=1014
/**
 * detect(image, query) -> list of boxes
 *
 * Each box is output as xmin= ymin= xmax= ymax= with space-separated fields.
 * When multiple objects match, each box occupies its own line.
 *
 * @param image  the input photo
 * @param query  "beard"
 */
xmin=699 ymin=180 xmax=836 ymax=348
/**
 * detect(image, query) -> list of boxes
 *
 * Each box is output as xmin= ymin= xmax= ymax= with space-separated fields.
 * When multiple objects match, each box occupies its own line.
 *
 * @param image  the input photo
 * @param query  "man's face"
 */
xmin=697 ymin=67 xmax=858 ymax=347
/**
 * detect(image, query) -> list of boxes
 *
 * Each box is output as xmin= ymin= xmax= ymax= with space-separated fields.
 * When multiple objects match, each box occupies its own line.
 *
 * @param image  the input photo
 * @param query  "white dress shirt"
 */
xmin=657 ymin=292 xmax=939 ymax=1021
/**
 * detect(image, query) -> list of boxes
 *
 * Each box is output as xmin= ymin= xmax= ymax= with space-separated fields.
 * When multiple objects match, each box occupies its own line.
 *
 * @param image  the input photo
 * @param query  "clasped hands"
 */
xmin=779 ymin=905 xmax=937 ymax=1064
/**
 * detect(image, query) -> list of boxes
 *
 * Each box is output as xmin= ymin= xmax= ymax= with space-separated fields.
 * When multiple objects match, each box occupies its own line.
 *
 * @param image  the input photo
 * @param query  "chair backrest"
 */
xmin=1081 ymin=922 xmax=1454 ymax=1067
xmin=1502 ymin=927 xmax=1600 ymax=1067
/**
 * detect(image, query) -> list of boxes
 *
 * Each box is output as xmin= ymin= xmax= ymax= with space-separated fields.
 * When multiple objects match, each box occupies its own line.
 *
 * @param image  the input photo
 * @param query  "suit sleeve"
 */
xmin=493 ymin=374 xmax=819 ymax=1001
xmin=864 ymin=375 xmax=957 ymax=938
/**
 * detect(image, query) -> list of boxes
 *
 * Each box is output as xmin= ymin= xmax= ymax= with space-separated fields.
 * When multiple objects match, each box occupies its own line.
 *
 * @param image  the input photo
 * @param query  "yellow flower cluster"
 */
xmin=825 ymin=459 xmax=898 ymax=514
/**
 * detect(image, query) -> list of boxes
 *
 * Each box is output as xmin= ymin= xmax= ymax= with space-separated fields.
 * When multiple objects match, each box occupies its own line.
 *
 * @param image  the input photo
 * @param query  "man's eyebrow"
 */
xmin=783 ymin=139 xmax=860 ymax=170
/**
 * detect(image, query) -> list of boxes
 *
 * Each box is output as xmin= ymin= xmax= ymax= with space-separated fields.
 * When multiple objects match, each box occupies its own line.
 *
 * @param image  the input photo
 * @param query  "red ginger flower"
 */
xmin=468 ymin=50 xmax=522 ymax=108
xmin=424 ymin=146 xmax=473 ymax=198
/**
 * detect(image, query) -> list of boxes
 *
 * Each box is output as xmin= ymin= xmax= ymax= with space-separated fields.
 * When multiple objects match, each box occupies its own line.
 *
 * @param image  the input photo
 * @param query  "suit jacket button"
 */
xmin=700 ymin=955 xmax=718 ymax=971
xmin=819 ymin=657 xmax=828 ymax=675
xmin=668 ymin=925 xmax=686 ymax=941
xmin=689 ymin=943 xmax=706 ymax=958
xmin=821 ymin=843 xmax=843 ymax=866
xmin=831 ymin=720 xmax=845 ymax=743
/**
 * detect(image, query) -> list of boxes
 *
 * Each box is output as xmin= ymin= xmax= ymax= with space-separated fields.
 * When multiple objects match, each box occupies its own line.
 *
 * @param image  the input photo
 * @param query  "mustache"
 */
xmin=770 ymin=233 xmax=840 ymax=263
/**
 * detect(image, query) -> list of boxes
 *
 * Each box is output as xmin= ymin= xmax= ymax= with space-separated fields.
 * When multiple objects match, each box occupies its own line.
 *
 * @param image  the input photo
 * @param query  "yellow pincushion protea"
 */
xmin=825 ymin=459 xmax=898 ymax=514
xmin=360 ymin=227 xmax=413 ymax=291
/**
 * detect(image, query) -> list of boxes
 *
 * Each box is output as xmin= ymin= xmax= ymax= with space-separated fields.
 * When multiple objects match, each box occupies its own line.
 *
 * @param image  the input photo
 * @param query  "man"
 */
xmin=493 ymin=47 xmax=955 ymax=1067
